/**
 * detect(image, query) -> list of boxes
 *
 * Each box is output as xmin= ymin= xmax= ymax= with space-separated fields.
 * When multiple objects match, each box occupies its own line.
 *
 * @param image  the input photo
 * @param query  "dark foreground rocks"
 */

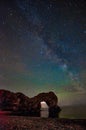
xmin=0 ymin=89 xmax=61 ymax=117
xmin=0 ymin=116 xmax=86 ymax=130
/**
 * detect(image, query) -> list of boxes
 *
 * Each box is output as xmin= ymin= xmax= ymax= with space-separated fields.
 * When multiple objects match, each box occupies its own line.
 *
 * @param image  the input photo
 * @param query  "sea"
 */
xmin=59 ymin=105 xmax=86 ymax=119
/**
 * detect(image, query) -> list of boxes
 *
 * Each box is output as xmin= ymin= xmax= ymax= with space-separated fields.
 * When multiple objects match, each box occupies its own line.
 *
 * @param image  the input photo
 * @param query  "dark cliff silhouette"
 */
xmin=0 ymin=89 xmax=61 ymax=117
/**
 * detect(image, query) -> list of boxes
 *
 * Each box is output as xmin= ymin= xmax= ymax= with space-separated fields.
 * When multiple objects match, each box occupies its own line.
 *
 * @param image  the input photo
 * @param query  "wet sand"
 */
xmin=0 ymin=116 xmax=86 ymax=130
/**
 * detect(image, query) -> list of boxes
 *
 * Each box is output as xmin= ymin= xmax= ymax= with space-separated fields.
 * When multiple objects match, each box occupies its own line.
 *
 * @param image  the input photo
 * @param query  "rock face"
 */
xmin=0 ymin=89 xmax=61 ymax=117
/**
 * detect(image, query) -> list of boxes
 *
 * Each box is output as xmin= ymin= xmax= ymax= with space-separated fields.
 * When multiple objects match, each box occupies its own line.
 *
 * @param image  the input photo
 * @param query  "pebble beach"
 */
xmin=0 ymin=116 xmax=86 ymax=130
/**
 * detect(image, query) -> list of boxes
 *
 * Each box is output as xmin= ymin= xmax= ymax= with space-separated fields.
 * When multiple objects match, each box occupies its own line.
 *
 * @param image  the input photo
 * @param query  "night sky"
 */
xmin=0 ymin=0 xmax=86 ymax=106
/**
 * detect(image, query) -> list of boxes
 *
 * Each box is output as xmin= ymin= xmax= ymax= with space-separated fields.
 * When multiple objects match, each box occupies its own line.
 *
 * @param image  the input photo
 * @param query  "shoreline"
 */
xmin=0 ymin=115 xmax=86 ymax=130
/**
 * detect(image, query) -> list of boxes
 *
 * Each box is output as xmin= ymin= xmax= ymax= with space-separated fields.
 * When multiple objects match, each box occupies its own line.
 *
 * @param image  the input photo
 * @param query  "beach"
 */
xmin=0 ymin=116 xmax=86 ymax=130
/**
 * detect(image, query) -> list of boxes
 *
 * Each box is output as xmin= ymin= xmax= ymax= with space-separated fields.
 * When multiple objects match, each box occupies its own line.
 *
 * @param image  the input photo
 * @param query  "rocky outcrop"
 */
xmin=0 ymin=90 xmax=29 ymax=112
xmin=0 ymin=89 xmax=61 ymax=117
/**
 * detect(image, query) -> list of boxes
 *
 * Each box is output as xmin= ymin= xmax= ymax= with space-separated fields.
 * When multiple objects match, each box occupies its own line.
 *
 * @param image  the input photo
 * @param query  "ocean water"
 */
xmin=59 ymin=105 xmax=86 ymax=119
xmin=40 ymin=105 xmax=86 ymax=119
xmin=40 ymin=108 xmax=49 ymax=118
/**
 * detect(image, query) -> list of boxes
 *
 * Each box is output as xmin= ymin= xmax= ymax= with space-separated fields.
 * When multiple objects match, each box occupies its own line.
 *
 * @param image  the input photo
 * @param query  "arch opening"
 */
xmin=40 ymin=101 xmax=49 ymax=118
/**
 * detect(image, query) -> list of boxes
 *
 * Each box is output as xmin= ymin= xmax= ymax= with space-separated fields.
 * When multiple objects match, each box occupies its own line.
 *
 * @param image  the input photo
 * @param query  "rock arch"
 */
xmin=0 ymin=90 xmax=61 ymax=117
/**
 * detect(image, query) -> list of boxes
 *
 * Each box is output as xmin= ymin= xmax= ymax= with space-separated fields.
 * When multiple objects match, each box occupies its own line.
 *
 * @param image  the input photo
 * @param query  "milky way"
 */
xmin=0 ymin=0 xmax=86 ymax=105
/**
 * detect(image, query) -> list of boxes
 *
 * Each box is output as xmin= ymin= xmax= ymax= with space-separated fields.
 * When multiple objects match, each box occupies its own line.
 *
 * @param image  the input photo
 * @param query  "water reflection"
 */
xmin=40 ymin=108 xmax=49 ymax=118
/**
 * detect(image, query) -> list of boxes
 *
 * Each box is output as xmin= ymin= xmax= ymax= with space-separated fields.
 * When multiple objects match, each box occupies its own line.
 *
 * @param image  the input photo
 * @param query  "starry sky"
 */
xmin=0 ymin=0 xmax=86 ymax=106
